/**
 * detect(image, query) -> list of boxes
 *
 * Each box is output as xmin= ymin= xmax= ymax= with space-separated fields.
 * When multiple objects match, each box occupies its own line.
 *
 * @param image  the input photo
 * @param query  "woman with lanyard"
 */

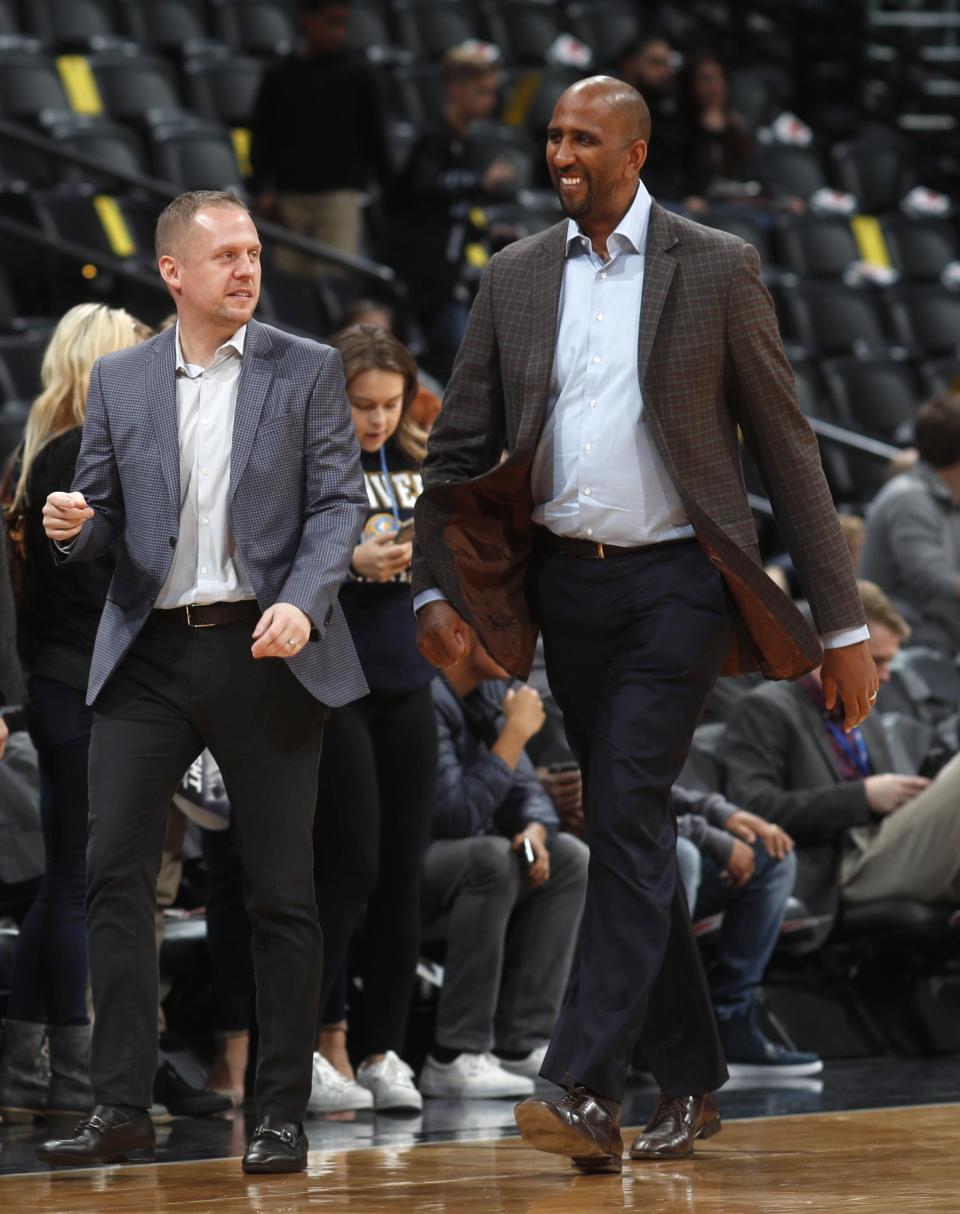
xmin=308 ymin=324 xmax=436 ymax=1115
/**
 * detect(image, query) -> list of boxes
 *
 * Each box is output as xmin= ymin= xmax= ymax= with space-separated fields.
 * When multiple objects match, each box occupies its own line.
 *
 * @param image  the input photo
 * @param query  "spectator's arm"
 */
xmin=875 ymin=488 xmax=960 ymax=603
xmin=432 ymin=694 xmax=518 ymax=839
xmin=672 ymin=784 xmax=736 ymax=828
xmin=723 ymin=694 xmax=873 ymax=842
xmin=678 ymin=813 xmax=735 ymax=868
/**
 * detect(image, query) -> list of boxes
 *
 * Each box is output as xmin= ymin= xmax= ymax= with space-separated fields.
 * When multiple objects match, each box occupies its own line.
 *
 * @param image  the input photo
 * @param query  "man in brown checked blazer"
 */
xmin=413 ymin=78 xmax=878 ymax=1175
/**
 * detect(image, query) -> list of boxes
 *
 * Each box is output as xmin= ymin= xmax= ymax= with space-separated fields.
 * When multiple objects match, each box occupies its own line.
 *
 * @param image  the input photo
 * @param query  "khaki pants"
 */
xmin=842 ymin=750 xmax=960 ymax=903
xmin=275 ymin=190 xmax=363 ymax=276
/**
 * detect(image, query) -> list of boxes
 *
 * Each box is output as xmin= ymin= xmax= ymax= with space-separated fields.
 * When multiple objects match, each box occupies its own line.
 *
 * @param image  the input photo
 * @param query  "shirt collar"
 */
xmin=565 ymin=178 xmax=652 ymax=260
xmin=916 ymin=460 xmax=957 ymax=505
xmin=174 ymin=322 xmax=247 ymax=374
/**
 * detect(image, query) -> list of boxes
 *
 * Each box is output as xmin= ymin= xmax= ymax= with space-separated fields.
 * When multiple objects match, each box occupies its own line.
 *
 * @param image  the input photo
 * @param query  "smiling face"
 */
xmin=546 ymin=81 xmax=648 ymax=233
xmin=158 ymin=205 xmax=261 ymax=335
xmin=348 ymin=367 xmax=405 ymax=452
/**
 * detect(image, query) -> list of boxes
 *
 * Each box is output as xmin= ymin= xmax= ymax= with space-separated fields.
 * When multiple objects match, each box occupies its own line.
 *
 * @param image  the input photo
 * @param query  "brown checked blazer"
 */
xmin=412 ymin=202 xmax=865 ymax=681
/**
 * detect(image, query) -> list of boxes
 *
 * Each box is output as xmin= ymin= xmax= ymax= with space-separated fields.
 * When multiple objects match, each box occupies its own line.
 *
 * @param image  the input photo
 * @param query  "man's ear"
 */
xmin=629 ymin=138 xmax=649 ymax=175
xmin=158 ymin=254 xmax=181 ymax=294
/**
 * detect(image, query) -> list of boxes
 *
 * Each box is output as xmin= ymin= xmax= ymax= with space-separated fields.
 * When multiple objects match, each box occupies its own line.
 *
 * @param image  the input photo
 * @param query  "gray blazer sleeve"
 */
xmin=61 ymin=360 xmax=124 ymax=565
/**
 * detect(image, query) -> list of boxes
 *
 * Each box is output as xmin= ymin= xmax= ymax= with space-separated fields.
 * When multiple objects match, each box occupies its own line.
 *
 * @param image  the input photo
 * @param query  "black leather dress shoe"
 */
xmin=515 ymin=1086 xmax=623 ymax=1174
xmin=154 ymin=1062 xmax=232 ymax=1118
xmin=242 ymin=1115 xmax=308 ymax=1174
xmin=35 ymin=1104 xmax=155 ymax=1167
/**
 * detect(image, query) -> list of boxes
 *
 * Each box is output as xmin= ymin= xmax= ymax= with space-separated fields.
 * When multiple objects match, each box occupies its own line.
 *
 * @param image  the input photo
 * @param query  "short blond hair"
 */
xmin=155 ymin=190 xmax=249 ymax=258
xmin=441 ymin=41 xmax=501 ymax=87
xmin=858 ymin=579 xmax=911 ymax=640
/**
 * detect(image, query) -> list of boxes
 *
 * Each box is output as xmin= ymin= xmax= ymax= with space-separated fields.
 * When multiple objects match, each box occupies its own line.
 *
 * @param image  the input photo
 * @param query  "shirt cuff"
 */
xmin=413 ymin=587 xmax=447 ymax=615
xmin=822 ymin=625 xmax=871 ymax=649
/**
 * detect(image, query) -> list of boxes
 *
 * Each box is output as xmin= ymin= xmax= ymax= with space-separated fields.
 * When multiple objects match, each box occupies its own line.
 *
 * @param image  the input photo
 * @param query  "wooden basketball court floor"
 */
xmin=2 ymin=1103 xmax=958 ymax=1213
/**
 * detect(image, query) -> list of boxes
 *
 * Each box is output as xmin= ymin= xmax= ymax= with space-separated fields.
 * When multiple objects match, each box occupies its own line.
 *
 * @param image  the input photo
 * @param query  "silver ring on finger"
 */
xmin=286 ymin=637 xmax=297 ymax=649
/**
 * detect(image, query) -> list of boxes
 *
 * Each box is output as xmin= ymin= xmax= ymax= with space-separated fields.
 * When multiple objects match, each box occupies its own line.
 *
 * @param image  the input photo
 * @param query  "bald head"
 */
xmin=560 ymin=76 xmax=652 ymax=147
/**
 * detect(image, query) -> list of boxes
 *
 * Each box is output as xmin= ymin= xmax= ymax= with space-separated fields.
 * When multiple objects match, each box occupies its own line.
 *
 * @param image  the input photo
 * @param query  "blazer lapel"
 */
xmin=791 ymin=685 xmax=850 ymax=780
xmin=146 ymin=327 xmax=181 ymax=515
xmin=637 ymin=203 xmax=679 ymax=390
xmin=520 ymin=223 xmax=566 ymax=449
xmin=229 ymin=320 xmax=274 ymax=498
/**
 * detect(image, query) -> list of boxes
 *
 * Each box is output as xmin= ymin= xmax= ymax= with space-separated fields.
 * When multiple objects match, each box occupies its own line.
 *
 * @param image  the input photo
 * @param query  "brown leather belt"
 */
xmin=535 ymin=528 xmax=695 ymax=561
xmin=151 ymin=601 xmax=260 ymax=629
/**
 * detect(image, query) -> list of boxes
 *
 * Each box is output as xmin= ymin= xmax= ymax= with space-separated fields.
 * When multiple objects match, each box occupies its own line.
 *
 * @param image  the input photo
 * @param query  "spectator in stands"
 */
xmin=0 ymin=305 xmax=145 ymax=1123
xmin=674 ymin=789 xmax=822 ymax=1077
xmin=724 ymin=581 xmax=960 ymax=935
xmin=419 ymin=642 xmax=588 ymax=1100
xmin=616 ymin=35 xmax=686 ymax=202
xmin=860 ymin=390 xmax=960 ymax=656
xmin=387 ymin=42 xmax=518 ymax=381
xmin=677 ymin=52 xmax=754 ymax=211
xmin=309 ymin=325 xmax=435 ymax=1114
xmin=250 ymin=0 xmax=392 ymax=271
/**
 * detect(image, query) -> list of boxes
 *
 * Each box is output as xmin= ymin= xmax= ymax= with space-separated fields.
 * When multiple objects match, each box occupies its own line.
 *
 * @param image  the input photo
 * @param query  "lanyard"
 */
xmin=825 ymin=721 xmax=872 ymax=777
xmin=378 ymin=444 xmax=400 ymax=525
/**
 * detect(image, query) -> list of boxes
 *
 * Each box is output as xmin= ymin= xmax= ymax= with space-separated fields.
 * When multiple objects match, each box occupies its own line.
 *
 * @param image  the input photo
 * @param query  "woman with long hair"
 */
xmin=308 ymin=324 xmax=436 ymax=1115
xmin=0 ymin=303 xmax=147 ymax=1122
xmin=677 ymin=51 xmax=754 ymax=209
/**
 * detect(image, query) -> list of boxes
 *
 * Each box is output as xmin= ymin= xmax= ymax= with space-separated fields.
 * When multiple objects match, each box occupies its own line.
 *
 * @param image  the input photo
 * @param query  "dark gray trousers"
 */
xmin=86 ymin=613 xmax=326 ymax=1121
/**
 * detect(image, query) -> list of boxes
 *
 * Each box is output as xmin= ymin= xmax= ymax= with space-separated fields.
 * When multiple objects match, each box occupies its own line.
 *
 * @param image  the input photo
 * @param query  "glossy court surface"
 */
xmin=3 ymin=1103 xmax=959 ymax=1213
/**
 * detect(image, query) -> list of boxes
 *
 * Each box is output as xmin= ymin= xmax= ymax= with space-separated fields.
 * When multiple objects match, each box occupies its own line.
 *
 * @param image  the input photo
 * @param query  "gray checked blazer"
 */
xmin=61 ymin=319 xmax=369 ymax=707
xmin=413 ymin=203 xmax=865 ymax=680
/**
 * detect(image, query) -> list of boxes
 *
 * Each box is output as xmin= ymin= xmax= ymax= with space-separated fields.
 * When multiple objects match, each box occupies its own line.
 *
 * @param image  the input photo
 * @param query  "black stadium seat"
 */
xmin=565 ymin=1 xmax=642 ymax=64
xmin=0 ymin=0 xmax=23 ymax=37
xmin=757 ymin=143 xmax=830 ymax=202
xmin=889 ymin=285 xmax=960 ymax=358
xmin=822 ymin=357 xmax=919 ymax=446
xmin=920 ymin=357 xmax=960 ymax=395
xmin=149 ymin=119 xmax=245 ymax=192
xmin=831 ymin=134 xmax=916 ymax=213
xmin=881 ymin=216 xmax=960 ymax=283
xmin=33 ymin=0 xmax=127 ymax=50
xmin=345 ymin=0 xmax=394 ymax=57
xmin=46 ymin=114 xmax=148 ymax=189
xmin=780 ymin=282 xmax=893 ymax=357
xmin=480 ymin=1 xmax=565 ymax=66
xmin=776 ymin=214 xmax=860 ymax=279
xmin=0 ymin=52 xmax=70 ymax=119
xmin=213 ymin=0 xmax=296 ymax=57
xmin=184 ymin=54 xmax=265 ymax=128
xmin=88 ymin=50 xmax=185 ymax=124
xmin=392 ymin=0 xmax=485 ymax=61
xmin=124 ymin=0 xmax=222 ymax=56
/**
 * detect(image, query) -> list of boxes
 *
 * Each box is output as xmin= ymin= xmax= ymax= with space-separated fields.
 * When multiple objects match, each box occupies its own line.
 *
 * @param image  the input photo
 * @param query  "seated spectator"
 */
xmin=674 ymin=789 xmax=822 ymax=1077
xmin=615 ymin=34 xmax=686 ymax=202
xmin=860 ymin=391 xmax=960 ymax=656
xmin=420 ymin=642 xmax=588 ymax=1099
xmin=677 ymin=52 xmax=755 ymax=212
xmin=387 ymin=41 xmax=518 ymax=381
xmin=250 ymin=0 xmax=392 ymax=272
xmin=724 ymin=581 xmax=960 ymax=933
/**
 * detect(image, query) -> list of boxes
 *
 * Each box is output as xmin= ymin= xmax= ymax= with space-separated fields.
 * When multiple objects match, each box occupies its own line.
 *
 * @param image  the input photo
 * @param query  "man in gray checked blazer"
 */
xmin=38 ymin=191 xmax=368 ymax=1174
xmin=414 ymin=79 xmax=879 ymax=1174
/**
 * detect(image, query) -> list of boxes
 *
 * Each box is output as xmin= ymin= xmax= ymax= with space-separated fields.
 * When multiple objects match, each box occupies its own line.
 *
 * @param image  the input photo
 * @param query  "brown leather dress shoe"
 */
xmin=515 ymin=1086 xmax=623 ymax=1174
xmin=35 ymin=1104 xmax=155 ymax=1167
xmin=629 ymin=1091 xmax=721 ymax=1159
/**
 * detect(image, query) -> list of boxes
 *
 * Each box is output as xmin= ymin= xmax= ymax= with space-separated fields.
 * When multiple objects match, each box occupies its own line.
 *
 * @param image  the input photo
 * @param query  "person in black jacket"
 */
xmin=0 ymin=304 xmax=146 ymax=1124
xmin=418 ymin=640 xmax=588 ymax=1101
xmin=250 ymin=0 xmax=392 ymax=272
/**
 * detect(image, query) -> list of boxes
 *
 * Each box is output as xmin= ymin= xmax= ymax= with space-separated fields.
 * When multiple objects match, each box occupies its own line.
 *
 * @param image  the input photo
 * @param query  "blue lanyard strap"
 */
xmin=378 ymin=444 xmax=401 ymax=525
xmin=825 ymin=721 xmax=872 ymax=777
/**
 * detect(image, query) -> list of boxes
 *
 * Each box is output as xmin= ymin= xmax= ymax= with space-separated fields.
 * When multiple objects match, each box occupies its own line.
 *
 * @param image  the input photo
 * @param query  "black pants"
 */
xmin=86 ymin=613 xmax=327 ymax=1120
xmin=534 ymin=540 xmax=733 ymax=1104
xmin=313 ymin=684 xmax=437 ymax=1057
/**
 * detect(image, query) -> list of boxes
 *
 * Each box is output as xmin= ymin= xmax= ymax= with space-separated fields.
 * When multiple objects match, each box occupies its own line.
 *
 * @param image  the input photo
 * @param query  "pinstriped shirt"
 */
xmin=154 ymin=324 xmax=255 ymax=609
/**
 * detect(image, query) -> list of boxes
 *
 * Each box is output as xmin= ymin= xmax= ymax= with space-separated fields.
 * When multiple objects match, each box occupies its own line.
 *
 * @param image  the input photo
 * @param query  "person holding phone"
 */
xmin=309 ymin=325 xmax=436 ymax=1114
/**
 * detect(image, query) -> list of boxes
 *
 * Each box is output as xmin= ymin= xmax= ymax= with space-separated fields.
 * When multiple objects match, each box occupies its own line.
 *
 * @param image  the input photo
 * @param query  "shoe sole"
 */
xmin=514 ymin=1103 xmax=622 ymax=1174
xmin=726 ymin=1061 xmax=824 ymax=1078
xmin=372 ymin=1098 xmax=423 ymax=1113
xmin=242 ymin=1160 xmax=306 ymax=1174
xmin=629 ymin=1115 xmax=722 ymax=1160
xmin=35 ymin=1148 xmax=155 ymax=1167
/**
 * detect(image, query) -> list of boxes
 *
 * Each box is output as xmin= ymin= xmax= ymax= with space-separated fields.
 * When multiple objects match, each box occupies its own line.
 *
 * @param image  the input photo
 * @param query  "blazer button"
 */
xmin=169 ymin=537 xmax=177 ymax=547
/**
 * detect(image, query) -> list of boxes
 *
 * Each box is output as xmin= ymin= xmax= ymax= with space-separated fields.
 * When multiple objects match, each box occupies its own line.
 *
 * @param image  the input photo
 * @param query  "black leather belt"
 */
xmin=151 ymin=601 xmax=260 ymax=629
xmin=536 ymin=528 xmax=695 ymax=561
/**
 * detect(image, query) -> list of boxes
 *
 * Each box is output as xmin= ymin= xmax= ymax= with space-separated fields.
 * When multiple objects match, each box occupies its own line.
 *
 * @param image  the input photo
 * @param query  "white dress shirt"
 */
xmin=154 ymin=324 xmax=256 ymax=609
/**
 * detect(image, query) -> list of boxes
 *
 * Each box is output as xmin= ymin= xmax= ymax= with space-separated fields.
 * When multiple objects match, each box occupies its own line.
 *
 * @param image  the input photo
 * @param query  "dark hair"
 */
xmin=915 ymin=389 xmax=960 ymax=468
xmin=331 ymin=324 xmax=426 ymax=462
xmin=155 ymin=190 xmax=250 ymax=258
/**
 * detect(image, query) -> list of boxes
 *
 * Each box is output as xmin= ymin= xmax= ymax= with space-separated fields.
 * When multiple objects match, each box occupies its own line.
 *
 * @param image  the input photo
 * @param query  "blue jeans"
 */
xmin=8 ymin=676 xmax=92 ymax=1024
xmin=678 ymin=837 xmax=797 ymax=1021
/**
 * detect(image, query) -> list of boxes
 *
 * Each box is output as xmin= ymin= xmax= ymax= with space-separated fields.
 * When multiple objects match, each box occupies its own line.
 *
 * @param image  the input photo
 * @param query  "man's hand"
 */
xmin=351 ymin=532 xmax=413 ymax=582
xmin=821 ymin=640 xmax=879 ymax=732
xmin=538 ymin=766 xmax=584 ymax=836
xmin=512 ymin=823 xmax=550 ymax=888
xmin=725 ymin=809 xmax=794 ymax=859
xmin=42 ymin=491 xmax=94 ymax=542
xmin=416 ymin=600 xmax=475 ymax=669
xmin=501 ymin=685 xmax=545 ymax=745
xmin=0 ymin=716 xmax=8 ymax=761
xmin=864 ymin=773 xmax=929 ymax=814
xmin=251 ymin=602 xmax=312 ymax=659
xmin=724 ymin=839 xmax=756 ymax=887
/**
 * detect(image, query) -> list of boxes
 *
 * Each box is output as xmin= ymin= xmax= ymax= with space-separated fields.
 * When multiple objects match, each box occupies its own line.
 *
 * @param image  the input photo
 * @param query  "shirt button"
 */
xmin=201 ymin=517 xmax=209 ymax=526
xmin=596 ymin=312 xmax=604 ymax=321
xmin=600 ymin=271 xmax=607 ymax=279
xmin=585 ymin=443 xmax=592 ymax=452
xmin=200 ymin=566 xmax=208 ymax=574
xmin=586 ymin=527 xmax=593 ymax=536
xmin=584 ymin=486 xmax=592 ymax=496
xmin=592 ymin=355 xmax=600 ymax=364
xmin=201 ymin=419 xmax=209 ymax=427
xmin=201 ymin=469 xmax=209 ymax=477
xmin=590 ymin=399 xmax=597 ymax=408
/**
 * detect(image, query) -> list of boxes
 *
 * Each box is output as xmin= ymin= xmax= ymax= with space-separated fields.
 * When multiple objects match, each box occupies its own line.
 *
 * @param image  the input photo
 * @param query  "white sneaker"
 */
xmin=419 ymin=1052 xmax=535 ymax=1099
xmin=495 ymin=1045 xmax=549 ymax=1081
xmin=307 ymin=1051 xmax=374 ymax=1114
xmin=356 ymin=1051 xmax=423 ymax=1112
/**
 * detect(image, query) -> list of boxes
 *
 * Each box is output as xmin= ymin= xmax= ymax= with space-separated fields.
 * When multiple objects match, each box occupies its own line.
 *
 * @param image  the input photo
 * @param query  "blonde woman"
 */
xmin=0 ymin=303 xmax=147 ymax=1123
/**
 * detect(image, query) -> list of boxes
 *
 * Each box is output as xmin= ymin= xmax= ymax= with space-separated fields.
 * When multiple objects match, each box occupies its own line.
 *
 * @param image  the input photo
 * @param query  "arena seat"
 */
xmin=149 ymin=119 xmax=245 ymax=192
xmin=345 ymin=0 xmax=395 ymax=57
xmin=780 ymin=282 xmax=895 ymax=357
xmin=888 ymin=285 xmax=960 ymax=358
xmin=881 ymin=215 xmax=960 ymax=283
xmin=565 ymin=0 xmax=642 ymax=64
xmin=123 ymin=0 xmax=223 ymax=57
xmin=88 ymin=50 xmax=186 ymax=125
xmin=184 ymin=53 xmax=264 ymax=128
xmin=212 ymin=0 xmax=296 ymax=58
xmin=480 ymin=0 xmax=565 ymax=66
xmin=919 ymin=356 xmax=960 ymax=394
xmin=0 ymin=51 xmax=71 ymax=120
xmin=45 ymin=114 xmax=149 ymax=188
xmin=821 ymin=356 xmax=919 ymax=447
xmin=392 ymin=0 xmax=486 ymax=61
xmin=831 ymin=133 xmax=916 ymax=214
xmin=757 ymin=143 xmax=830 ymax=202
xmin=32 ymin=0 xmax=129 ymax=51
xmin=776 ymin=214 xmax=860 ymax=279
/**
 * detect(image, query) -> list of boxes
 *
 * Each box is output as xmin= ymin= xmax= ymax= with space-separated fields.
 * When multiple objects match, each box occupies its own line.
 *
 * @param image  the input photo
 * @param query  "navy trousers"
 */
xmin=533 ymin=538 xmax=733 ymax=1103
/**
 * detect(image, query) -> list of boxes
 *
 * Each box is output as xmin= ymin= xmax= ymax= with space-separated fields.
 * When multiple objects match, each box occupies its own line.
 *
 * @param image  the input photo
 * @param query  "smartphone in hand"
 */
xmin=393 ymin=519 xmax=415 ymax=544
xmin=520 ymin=836 xmax=536 ymax=870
